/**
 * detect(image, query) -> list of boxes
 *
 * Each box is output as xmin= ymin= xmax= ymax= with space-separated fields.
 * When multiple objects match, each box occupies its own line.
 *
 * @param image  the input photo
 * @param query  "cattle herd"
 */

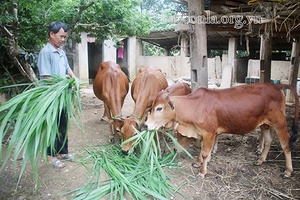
xmin=93 ymin=60 xmax=299 ymax=178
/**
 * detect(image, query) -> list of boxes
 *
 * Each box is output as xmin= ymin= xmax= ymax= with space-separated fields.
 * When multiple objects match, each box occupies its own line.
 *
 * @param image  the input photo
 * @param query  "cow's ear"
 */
xmin=104 ymin=118 xmax=114 ymax=124
xmin=168 ymin=100 xmax=175 ymax=110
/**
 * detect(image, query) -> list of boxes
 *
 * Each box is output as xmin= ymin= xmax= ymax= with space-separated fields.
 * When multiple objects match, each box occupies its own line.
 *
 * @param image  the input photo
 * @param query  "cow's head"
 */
xmin=120 ymin=117 xmax=141 ymax=154
xmin=145 ymin=90 xmax=176 ymax=130
xmin=102 ymin=116 xmax=125 ymax=138
xmin=112 ymin=117 xmax=125 ymax=138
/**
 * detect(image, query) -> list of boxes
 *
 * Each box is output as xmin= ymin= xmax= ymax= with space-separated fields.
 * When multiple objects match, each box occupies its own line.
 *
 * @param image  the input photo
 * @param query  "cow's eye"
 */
xmin=156 ymin=107 xmax=163 ymax=112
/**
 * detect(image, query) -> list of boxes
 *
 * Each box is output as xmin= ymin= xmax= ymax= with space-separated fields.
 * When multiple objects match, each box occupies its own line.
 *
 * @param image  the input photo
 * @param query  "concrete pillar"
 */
xmin=289 ymin=37 xmax=300 ymax=87
xmin=102 ymin=39 xmax=116 ymax=62
xmin=228 ymin=37 xmax=237 ymax=83
xmin=127 ymin=36 xmax=137 ymax=81
xmin=220 ymin=54 xmax=232 ymax=88
xmin=215 ymin=56 xmax=222 ymax=79
xmin=77 ymin=32 xmax=89 ymax=83
xmin=180 ymin=35 xmax=188 ymax=57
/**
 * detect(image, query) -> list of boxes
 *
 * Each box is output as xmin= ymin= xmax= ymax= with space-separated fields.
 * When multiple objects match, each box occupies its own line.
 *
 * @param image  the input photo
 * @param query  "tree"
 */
xmin=0 ymin=0 xmax=151 ymax=90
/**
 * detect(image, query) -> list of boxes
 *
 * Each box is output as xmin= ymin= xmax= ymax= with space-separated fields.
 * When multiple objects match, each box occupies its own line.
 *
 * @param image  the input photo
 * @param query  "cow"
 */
xmin=154 ymin=82 xmax=192 ymax=153
xmin=145 ymin=82 xmax=299 ymax=178
xmin=121 ymin=67 xmax=168 ymax=154
xmin=93 ymin=60 xmax=129 ymax=141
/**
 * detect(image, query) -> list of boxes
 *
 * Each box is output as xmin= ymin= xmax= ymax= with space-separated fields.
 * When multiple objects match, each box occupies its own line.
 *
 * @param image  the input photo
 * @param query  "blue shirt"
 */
xmin=37 ymin=43 xmax=70 ymax=79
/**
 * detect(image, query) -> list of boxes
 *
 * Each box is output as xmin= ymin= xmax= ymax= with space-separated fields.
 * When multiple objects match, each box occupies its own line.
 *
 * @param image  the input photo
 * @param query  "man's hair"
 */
xmin=48 ymin=21 xmax=68 ymax=36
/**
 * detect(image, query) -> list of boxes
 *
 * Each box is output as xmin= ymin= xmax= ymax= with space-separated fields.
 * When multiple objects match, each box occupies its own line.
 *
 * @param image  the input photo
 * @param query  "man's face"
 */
xmin=50 ymin=28 xmax=67 ymax=49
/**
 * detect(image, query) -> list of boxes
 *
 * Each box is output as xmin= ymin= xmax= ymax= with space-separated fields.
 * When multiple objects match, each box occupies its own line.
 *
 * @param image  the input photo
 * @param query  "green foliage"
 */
xmin=0 ymin=0 xmax=151 ymax=85
xmin=0 ymin=76 xmax=82 ymax=189
xmin=139 ymin=0 xmax=187 ymax=54
xmin=140 ymin=0 xmax=178 ymax=31
xmin=2 ymin=0 xmax=151 ymax=52
xmin=142 ymin=41 xmax=166 ymax=56
xmin=71 ymin=130 xmax=190 ymax=199
xmin=142 ymin=41 xmax=180 ymax=56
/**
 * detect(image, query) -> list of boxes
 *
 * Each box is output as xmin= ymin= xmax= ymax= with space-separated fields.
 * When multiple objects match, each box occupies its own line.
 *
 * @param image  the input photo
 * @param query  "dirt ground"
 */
xmin=1 ymin=84 xmax=300 ymax=200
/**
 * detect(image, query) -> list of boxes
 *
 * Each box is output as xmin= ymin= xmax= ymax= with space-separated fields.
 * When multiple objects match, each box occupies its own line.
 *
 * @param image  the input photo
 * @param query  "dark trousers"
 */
xmin=47 ymin=109 xmax=68 ymax=156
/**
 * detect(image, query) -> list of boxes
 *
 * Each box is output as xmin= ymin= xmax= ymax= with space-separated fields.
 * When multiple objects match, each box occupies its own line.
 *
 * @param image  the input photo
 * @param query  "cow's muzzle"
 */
xmin=122 ymin=149 xmax=129 ymax=155
xmin=142 ymin=124 xmax=148 ymax=130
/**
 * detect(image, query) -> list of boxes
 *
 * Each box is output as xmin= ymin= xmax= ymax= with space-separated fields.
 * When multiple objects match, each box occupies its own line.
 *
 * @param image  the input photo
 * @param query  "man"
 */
xmin=37 ymin=21 xmax=76 ymax=168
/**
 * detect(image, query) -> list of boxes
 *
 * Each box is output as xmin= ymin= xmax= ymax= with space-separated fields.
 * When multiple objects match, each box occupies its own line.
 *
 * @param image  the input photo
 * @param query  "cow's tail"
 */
xmin=279 ymin=84 xmax=299 ymax=149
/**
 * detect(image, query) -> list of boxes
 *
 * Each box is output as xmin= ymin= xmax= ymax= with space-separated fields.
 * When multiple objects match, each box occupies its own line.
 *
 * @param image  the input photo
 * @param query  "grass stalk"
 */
xmin=72 ymin=130 xmax=189 ymax=199
xmin=0 ymin=76 xmax=82 ymax=189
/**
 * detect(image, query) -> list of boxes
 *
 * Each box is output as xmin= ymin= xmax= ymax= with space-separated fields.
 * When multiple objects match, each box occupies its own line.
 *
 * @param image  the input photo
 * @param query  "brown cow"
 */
xmin=155 ymin=82 xmax=192 ymax=153
xmin=121 ymin=67 xmax=168 ymax=154
xmin=93 ymin=60 xmax=129 ymax=140
xmin=145 ymin=82 xmax=299 ymax=178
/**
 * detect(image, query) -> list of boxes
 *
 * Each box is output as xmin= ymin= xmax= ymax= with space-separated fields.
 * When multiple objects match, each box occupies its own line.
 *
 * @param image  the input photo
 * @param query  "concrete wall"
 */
xmin=135 ymin=55 xmax=226 ymax=86
xmin=247 ymin=59 xmax=298 ymax=81
xmin=77 ymin=32 xmax=89 ymax=83
xmin=208 ymin=56 xmax=222 ymax=80
xmin=136 ymin=55 xmax=190 ymax=80
xmin=102 ymin=40 xmax=116 ymax=62
xmin=72 ymin=34 xmax=295 ymax=86
xmin=127 ymin=37 xmax=137 ymax=81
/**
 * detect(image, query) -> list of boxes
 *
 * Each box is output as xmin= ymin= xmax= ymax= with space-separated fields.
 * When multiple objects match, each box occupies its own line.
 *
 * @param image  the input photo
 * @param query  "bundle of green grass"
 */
xmin=0 ymin=76 xmax=81 ymax=187
xmin=72 ymin=130 xmax=191 ymax=200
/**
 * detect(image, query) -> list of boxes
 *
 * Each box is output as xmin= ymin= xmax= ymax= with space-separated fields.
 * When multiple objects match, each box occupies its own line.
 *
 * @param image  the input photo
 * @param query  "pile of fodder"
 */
xmin=72 ymin=130 xmax=192 ymax=200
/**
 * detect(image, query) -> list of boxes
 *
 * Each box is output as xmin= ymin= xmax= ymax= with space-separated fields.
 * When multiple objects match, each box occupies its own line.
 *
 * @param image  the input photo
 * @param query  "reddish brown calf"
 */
xmin=93 ymin=61 xmax=129 ymax=140
xmin=145 ymin=83 xmax=299 ymax=178
xmin=121 ymin=67 xmax=168 ymax=154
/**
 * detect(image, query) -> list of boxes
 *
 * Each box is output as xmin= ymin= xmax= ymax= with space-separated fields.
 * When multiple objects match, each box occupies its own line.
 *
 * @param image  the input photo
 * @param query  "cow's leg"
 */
xmin=212 ymin=135 xmax=219 ymax=154
xmin=274 ymin=126 xmax=293 ymax=177
xmin=257 ymin=132 xmax=264 ymax=155
xmin=101 ymin=104 xmax=110 ymax=121
xmin=255 ymin=127 xmax=273 ymax=166
xmin=101 ymin=104 xmax=116 ymax=142
xmin=198 ymin=134 xmax=215 ymax=178
xmin=108 ymin=124 xmax=116 ymax=143
xmin=192 ymin=136 xmax=218 ymax=166
xmin=257 ymin=125 xmax=271 ymax=155
xmin=176 ymin=133 xmax=193 ymax=151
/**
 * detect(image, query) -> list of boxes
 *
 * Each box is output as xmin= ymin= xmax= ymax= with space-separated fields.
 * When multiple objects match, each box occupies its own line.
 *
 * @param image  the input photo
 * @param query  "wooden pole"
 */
xmin=259 ymin=23 xmax=272 ymax=83
xmin=188 ymin=0 xmax=208 ymax=91
xmin=286 ymin=37 xmax=300 ymax=102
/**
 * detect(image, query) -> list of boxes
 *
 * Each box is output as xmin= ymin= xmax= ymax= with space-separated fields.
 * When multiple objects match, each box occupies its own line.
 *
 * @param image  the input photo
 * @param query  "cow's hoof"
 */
xmin=256 ymin=149 xmax=262 ymax=155
xmin=254 ymin=159 xmax=263 ymax=166
xmin=197 ymin=173 xmax=205 ymax=179
xmin=192 ymin=162 xmax=201 ymax=168
xmin=283 ymin=174 xmax=291 ymax=178
xmin=283 ymin=170 xmax=291 ymax=178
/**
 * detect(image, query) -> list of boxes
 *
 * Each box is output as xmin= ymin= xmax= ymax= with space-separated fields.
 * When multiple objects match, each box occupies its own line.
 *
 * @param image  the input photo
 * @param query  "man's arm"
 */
xmin=67 ymin=68 xmax=76 ymax=78
xmin=41 ymin=75 xmax=51 ymax=79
